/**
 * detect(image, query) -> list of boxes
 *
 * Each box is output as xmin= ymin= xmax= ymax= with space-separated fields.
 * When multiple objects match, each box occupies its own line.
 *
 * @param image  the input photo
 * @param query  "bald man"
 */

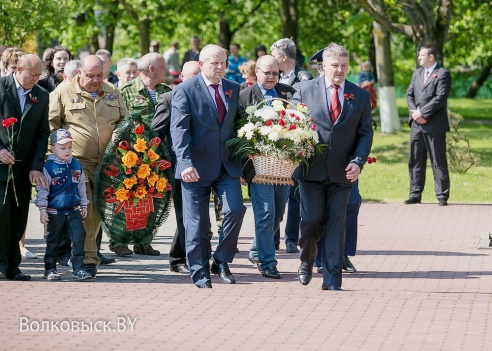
xmin=152 ymin=61 xmax=201 ymax=274
xmin=0 ymin=54 xmax=50 ymax=280
xmin=49 ymin=55 xmax=128 ymax=277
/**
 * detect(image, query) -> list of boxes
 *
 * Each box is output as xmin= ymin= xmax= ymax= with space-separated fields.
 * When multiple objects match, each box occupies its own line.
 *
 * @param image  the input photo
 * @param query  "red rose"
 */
xmin=2 ymin=117 xmax=18 ymax=129
xmin=165 ymin=182 xmax=172 ymax=191
xmin=138 ymin=178 xmax=145 ymax=185
xmin=279 ymin=110 xmax=286 ymax=117
xmin=135 ymin=124 xmax=144 ymax=135
xmin=126 ymin=168 xmax=132 ymax=175
xmin=310 ymin=124 xmax=316 ymax=130
xmin=265 ymin=120 xmax=272 ymax=127
xmin=148 ymin=186 xmax=155 ymax=194
xmin=118 ymin=141 xmax=129 ymax=150
xmin=136 ymin=158 xmax=143 ymax=165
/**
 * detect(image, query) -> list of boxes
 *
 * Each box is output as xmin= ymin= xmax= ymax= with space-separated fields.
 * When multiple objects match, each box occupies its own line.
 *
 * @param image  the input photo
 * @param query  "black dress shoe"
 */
xmin=97 ymin=252 xmax=115 ymax=265
xmin=322 ymin=285 xmax=341 ymax=291
xmin=84 ymin=263 xmax=97 ymax=278
xmin=317 ymin=266 xmax=323 ymax=274
xmin=7 ymin=272 xmax=31 ymax=281
xmin=298 ymin=262 xmax=313 ymax=285
xmin=170 ymin=263 xmax=190 ymax=274
xmin=404 ymin=198 xmax=421 ymax=204
xmin=275 ymin=244 xmax=280 ymax=250
xmin=199 ymin=281 xmax=213 ymax=288
xmin=261 ymin=266 xmax=280 ymax=279
xmin=438 ymin=200 xmax=448 ymax=206
xmin=211 ymin=262 xmax=236 ymax=284
xmin=342 ymin=255 xmax=357 ymax=273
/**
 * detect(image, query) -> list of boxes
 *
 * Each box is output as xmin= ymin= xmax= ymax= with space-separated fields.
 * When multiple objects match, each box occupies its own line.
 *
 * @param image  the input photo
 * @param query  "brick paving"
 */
xmin=1 ymin=201 xmax=491 ymax=351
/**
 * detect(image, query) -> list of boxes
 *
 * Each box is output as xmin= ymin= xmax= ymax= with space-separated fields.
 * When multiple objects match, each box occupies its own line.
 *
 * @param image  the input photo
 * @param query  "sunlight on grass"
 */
xmin=396 ymin=98 xmax=492 ymax=120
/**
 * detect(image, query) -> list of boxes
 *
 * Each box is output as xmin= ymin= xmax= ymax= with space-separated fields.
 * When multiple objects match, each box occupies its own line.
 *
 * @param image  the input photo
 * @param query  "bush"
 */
xmin=446 ymin=110 xmax=481 ymax=173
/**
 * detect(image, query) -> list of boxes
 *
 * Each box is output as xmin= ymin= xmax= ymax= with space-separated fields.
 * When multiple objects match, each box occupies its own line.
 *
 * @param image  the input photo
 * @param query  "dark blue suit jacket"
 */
xmin=290 ymin=77 xmax=373 ymax=184
xmin=170 ymin=74 xmax=241 ymax=183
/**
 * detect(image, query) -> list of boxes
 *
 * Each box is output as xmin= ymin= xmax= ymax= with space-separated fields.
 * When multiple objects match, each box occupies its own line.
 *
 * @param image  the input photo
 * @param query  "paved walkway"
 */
xmin=1 ymin=201 xmax=491 ymax=351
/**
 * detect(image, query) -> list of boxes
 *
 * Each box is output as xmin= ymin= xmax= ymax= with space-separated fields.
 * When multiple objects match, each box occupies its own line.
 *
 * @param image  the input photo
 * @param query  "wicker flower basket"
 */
xmin=251 ymin=154 xmax=298 ymax=186
xmin=123 ymin=197 xmax=155 ymax=231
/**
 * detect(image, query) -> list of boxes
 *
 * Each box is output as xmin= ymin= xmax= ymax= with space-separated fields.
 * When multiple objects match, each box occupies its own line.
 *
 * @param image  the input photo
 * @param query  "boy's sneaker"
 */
xmin=43 ymin=270 xmax=61 ymax=280
xmin=73 ymin=270 xmax=93 ymax=280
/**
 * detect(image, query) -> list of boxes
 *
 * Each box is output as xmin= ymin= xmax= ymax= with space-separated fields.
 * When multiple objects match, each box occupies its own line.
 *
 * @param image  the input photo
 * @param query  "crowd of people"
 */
xmin=1 ymin=35 xmax=446 ymax=290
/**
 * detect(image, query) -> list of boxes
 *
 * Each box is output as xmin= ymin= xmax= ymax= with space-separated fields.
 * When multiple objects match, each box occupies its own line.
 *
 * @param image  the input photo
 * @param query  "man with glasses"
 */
xmin=239 ymin=55 xmax=295 ymax=279
xmin=270 ymin=38 xmax=313 ymax=254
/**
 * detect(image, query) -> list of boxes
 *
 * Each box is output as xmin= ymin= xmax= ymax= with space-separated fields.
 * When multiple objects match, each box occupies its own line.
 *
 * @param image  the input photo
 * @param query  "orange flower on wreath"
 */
xmin=122 ymin=151 xmax=138 ymax=168
xmin=134 ymin=185 xmax=147 ymax=199
xmin=147 ymin=172 xmax=159 ymax=187
xmin=115 ymin=188 xmax=130 ymax=202
xmin=147 ymin=148 xmax=160 ymax=162
xmin=155 ymin=177 xmax=168 ymax=192
xmin=122 ymin=176 xmax=137 ymax=189
xmin=137 ymin=163 xmax=151 ymax=179
xmin=134 ymin=138 xmax=147 ymax=153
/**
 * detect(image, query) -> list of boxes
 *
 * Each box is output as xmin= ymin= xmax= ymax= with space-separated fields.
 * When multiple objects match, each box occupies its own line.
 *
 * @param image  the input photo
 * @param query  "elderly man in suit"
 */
xmin=171 ymin=44 xmax=246 ymax=288
xmin=0 ymin=54 xmax=50 ymax=280
xmin=405 ymin=44 xmax=451 ymax=206
xmin=239 ymin=55 xmax=295 ymax=279
xmin=153 ymin=61 xmax=201 ymax=274
xmin=290 ymin=43 xmax=373 ymax=291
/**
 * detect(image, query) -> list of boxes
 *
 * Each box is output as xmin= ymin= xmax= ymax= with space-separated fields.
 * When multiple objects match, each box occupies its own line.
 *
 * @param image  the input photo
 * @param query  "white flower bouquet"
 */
xmin=227 ymin=98 xmax=324 ymax=185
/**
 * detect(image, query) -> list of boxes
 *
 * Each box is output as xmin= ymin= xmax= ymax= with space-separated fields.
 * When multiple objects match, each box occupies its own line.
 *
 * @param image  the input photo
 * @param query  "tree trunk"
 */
xmin=139 ymin=18 xmax=150 ymax=55
xmin=104 ymin=0 xmax=119 ymax=53
xmin=465 ymin=62 xmax=492 ymax=98
xmin=373 ymin=22 xmax=400 ymax=133
xmin=218 ymin=11 xmax=232 ymax=49
xmin=280 ymin=0 xmax=298 ymax=42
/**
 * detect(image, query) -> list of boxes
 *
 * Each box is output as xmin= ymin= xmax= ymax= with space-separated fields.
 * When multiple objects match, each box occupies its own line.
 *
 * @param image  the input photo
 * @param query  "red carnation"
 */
xmin=126 ymin=168 xmax=132 ymax=175
xmin=265 ymin=120 xmax=272 ymax=127
xmin=98 ymin=90 xmax=105 ymax=97
xmin=278 ymin=119 xmax=286 ymax=127
xmin=288 ymin=125 xmax=297 ymax=130
xmin=2 ymin=117 xmax=18 ymax=129
xmin=279 ymin=110 xmax=286 ymax=117
xmin=310 ymin=124 xmax=316 ymax=130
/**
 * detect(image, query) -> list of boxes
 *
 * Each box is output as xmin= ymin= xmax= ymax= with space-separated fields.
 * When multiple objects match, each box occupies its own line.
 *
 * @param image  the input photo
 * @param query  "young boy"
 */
xmin=35 ymin=129 xmax=92 ymax=280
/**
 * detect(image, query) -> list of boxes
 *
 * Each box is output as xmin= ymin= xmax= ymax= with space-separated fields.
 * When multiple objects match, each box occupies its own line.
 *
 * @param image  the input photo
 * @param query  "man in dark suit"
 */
xmin=0 ymin=54 xmax=50 ymax=280
xmin=239 ymin=55 xmax=295 ymax=279
xmin=171 ymin=44 xmax=246 ymax=288
xmin=290 ymin=43 xmax=373 ymax=291
xmin=153 ymin=61 xmax=201 ymax=274
xmin=405 ymin=44 xmax=451 ymax=206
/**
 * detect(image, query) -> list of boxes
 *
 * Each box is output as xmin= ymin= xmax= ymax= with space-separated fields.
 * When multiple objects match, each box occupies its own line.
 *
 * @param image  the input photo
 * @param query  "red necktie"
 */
xmin=211 ymin=84 xmax=226 ymax=123
xmin=330 ymin=84 xmax=341 ymax=123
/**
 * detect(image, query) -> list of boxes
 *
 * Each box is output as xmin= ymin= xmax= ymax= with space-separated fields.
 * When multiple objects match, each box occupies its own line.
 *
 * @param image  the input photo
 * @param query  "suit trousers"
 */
xmin=0 ymin=181 xmax=32 ymax=276
xmin=299 ymin=179 xmax=351 ymax=287
xmin=169 ymin=177 xmax=186 ymax=266
xmin=80 ymin=165 xmax=100 ymax=265
xmin=408 ymin=124 xmax=450 ymax=201
xmin=181 ymin=169 xmax=246 ymax=287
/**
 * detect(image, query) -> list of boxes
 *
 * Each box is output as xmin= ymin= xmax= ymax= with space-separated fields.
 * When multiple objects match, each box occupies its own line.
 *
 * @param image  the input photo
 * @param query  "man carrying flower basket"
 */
xmin=290 ymin=43 xmax=373 ymax=291
xmin=238 ymin=55 xmax=296 ymax=279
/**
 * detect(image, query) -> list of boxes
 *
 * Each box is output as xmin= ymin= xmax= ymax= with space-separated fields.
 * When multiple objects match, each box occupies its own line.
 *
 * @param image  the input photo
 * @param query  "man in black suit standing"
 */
xmin=290 ymin=43 xmax=373 ymax=291
xmin=0 ymin=54 xmax=50 ymax=280
xmin=239 ymin=55 xmax=295 ymax=279
xmin=405 ymin=44 xmax=451 ymax=206
xmin=153 ymin=61 xmax=201 ymax=274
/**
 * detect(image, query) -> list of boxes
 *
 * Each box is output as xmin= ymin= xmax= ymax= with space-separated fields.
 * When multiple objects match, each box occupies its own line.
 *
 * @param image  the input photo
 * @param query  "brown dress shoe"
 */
xmin=111 ymin=246 xmax=133 ymax=257
xmin=133 ymin=245 xmax=160 ymax=256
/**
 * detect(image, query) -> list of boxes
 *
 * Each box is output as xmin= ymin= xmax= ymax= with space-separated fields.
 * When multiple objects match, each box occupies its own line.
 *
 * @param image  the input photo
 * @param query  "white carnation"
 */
xmin=254 ymin=106 xmax=278 ymax=121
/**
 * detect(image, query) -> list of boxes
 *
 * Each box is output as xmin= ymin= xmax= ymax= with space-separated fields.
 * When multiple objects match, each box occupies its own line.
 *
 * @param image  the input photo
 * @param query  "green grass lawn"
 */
xmin=360 ymin=123 xmax=492 ymax=203
xmin=396 ymin=98 xmax=492 ymax=120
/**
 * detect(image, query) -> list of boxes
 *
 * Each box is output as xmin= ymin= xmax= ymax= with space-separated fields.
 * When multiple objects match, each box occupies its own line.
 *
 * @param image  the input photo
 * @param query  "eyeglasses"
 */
xmin=257 ymin=68 xmax=279 ymax=77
